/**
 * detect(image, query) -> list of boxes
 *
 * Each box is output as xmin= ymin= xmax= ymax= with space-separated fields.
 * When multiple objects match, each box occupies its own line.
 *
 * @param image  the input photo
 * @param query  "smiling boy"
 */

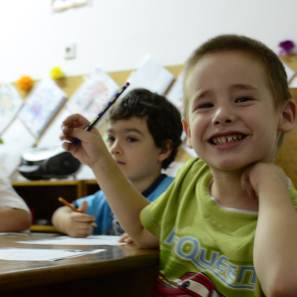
xmin=60 ymin=35 xmax=297 ymax=296
xmin=52 ymin=88 xmax=183 ymax=238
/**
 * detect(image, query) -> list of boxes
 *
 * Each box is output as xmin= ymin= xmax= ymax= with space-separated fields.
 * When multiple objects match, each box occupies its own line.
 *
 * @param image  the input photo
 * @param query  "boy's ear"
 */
xmin=278 ymin=98 xmax=297 ymax=132
xmin=182 ymin=118 xmax=193 ymax=149
xmin=158 ymin=140 xmax=174 ymax=162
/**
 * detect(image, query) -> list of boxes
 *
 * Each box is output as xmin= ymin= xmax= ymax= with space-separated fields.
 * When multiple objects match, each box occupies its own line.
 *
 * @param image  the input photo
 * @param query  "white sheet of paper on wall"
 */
xmin=166 ymin=72 xmax=187 ymax=141
xmin=65 ymin=69 xmax=119 ymax=125
xmin=282 ymin=62 xmax=296 ymax=83
xmin=0 ymin=83 xmax=24 ymax=135
xmin=0 ymin=118 xmax=35 ymax=178
xmin=18 ymin=78 xmax=67 ymax=138
xmin=126 ymin=56 xmax=175 ymax=95
xmin=289 ymin=76 xmax=297 ymax=88
xmin=37 ymin=107 xmax=71 ymax=148
xmin=166 ymin=72 xmax=184 ymax=113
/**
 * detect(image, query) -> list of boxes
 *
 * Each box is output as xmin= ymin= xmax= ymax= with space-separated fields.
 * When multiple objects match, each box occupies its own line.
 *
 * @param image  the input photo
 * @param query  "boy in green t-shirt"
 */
xmin=60 ymin=35 xmax=297 ymax=296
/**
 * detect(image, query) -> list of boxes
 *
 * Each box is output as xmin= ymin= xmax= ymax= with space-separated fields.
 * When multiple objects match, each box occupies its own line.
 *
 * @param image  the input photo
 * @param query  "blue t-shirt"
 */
xmin=74 ymin=174 xmax=174 ymax=235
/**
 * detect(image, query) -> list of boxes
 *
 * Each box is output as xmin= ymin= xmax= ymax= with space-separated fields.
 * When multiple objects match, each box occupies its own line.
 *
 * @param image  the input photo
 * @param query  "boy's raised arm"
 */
xmin=242 ymin=162 xmax=297 ymax=296
xmin=60 ymin=114 xmax=159 ymax=248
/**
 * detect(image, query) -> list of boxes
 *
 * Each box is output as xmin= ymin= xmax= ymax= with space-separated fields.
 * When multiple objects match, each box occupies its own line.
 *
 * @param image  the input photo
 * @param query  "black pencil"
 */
xmin=73 ymin=82 xmax=130 ymax=145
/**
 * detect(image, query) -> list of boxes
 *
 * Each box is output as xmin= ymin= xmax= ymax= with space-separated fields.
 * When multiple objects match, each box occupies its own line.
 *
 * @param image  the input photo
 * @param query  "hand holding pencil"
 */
xmin=60 ymin=82 xmax=130 ymax=169
xmin=73 ymin=82 xmax=130 ymax=146
xmin=58 ymin=197 xmax=97 ymax=227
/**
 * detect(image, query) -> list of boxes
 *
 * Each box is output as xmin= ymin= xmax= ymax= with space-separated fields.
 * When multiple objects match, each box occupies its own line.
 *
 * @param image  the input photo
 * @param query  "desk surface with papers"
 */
xmin=0 ymin=233 xmax=159 ymax=297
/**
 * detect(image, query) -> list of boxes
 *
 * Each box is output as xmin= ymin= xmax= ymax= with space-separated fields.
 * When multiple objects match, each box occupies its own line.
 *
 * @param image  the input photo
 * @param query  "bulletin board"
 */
xmin=11 ymin=59 xmax=297 ymax=186
xmin=12 ymin=65 xmax=191 ymax=164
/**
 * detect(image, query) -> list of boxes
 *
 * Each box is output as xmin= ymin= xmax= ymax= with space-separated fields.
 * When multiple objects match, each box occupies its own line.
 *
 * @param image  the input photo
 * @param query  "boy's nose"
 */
xmin=110 ymin=141 xmax=122 ymax=155
xmin=212 ymin=106 xmax=236 ymax=125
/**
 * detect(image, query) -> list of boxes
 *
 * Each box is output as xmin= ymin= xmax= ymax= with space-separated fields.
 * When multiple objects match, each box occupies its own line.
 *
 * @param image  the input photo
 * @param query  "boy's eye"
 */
xmin=106 ymin=136 xmax=115 ymax=143
xmin=198 ymin=103 xmax=213 ymax=109
xmin=127 ymin=137 xmax=137 ymax=142
xmin=236 ymin=97 xmax=252 ymax=103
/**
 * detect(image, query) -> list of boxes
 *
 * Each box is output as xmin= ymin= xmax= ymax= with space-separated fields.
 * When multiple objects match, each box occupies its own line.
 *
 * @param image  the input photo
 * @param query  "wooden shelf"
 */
xmin=12 ymin=179 xmax=100 ymax=232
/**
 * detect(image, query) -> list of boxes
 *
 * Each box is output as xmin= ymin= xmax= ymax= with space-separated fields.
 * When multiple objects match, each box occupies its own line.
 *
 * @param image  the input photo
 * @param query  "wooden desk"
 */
xmin=0 ymin=233 xmax=159 ymax=297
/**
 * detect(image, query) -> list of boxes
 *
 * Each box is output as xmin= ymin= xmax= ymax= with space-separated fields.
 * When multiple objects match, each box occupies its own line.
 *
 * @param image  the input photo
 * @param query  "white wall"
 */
xmin=0 ymin=0 xmax=296 ymax=82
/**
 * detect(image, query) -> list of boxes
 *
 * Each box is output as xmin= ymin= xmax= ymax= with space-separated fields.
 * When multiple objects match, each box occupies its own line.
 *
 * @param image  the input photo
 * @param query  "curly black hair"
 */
xmin=107 ymin=88 xmax=183 ymax=169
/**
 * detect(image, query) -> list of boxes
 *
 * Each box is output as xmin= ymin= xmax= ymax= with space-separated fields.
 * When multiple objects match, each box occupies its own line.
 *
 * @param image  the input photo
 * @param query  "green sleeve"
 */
xmin=140 ymin=179 xmax=176 ymax=239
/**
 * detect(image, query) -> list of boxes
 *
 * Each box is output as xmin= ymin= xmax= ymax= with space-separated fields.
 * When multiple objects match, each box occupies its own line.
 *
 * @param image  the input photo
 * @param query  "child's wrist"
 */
xmin=90 ymin=150 xmax=115 ymax=174
xmin=258 ymin=180 xmax=289 ymax=203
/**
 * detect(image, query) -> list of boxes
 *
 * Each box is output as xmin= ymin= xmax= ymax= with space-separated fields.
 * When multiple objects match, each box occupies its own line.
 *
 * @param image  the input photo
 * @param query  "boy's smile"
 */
xmin=183 ymin=50 xmax=282 ymax=172
xmin=106 ymin=116 xmax=163 ymax=191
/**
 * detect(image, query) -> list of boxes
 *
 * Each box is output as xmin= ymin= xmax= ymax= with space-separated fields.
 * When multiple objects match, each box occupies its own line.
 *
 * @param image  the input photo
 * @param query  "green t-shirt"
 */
xmin=140 ymin=157 xmax=297 ymax=297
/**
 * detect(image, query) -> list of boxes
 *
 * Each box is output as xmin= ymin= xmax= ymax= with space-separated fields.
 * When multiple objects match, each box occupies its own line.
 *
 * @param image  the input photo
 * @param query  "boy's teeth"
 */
xmin=212 ymin=134 xmax=243 ymax=144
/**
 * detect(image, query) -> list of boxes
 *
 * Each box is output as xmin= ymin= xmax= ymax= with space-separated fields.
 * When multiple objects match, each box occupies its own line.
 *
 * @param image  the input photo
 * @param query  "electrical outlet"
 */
xmin=64 ymin=43 xmax=76 ymax=59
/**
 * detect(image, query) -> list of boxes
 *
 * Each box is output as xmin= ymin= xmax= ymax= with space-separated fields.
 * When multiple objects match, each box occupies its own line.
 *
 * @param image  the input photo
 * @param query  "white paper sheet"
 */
xmin=0 ymin=232 xmax=29 ymax=236
xmin=282 ymin=62 xmax=296 ymax=83
xmin=126 ymin=56 xmax=174 ymax=95
xmin=289 ymin=75 xmax=297 ymax=88
xmin=0 ymin=83 xmax=24 ymax=134
xmin=18 ymin=78 xmax=67 ymax=138
xmin=166 ymin=72 xmax=184 ymax=113
xmin=66 ymin=69 xmax=119 ymax=124
xmin=17 ymin=235 xmax=126 ymax=246
xmin=0 ymin=248 xmax=105 ymax=261
xmin=37 ymin=107 xmax=71 ymax=148
xmin=0 ymin=117 xmax=36 ymax=177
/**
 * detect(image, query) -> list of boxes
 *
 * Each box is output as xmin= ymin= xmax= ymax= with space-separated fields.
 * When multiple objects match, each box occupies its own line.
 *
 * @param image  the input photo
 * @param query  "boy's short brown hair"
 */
xmin=182 ymin=34 xmax=292 ymax=121
xmin=107 ymin=88 xmax=183 ymax=169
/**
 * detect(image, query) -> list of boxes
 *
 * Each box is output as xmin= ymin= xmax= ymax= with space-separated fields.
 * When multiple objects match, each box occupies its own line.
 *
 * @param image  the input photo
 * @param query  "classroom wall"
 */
xmin=1 ymin=0 xmax=297 ymax=82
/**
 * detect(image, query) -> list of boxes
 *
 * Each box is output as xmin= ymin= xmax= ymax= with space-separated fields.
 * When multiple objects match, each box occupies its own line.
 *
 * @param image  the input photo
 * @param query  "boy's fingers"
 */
xmin=62 ymin=142 xmax=70 ymax=151
xmin=69 ymin=226 xmax=92 ymax=238
xmin=124 ymin=237 xmax=134 ymax=244
xmin=118 ymin=236 xmax=125 ymax=242
xmin=63 ymin=114 xmax=90 ymax=127
xmin=70 ymin=212 xmax=96 ymax=222
xmin=118 ymin=232 xmax=134 ymax=244
xmin=118 ymin=232 xmax=129 ymax=242
xmin=64 ymin=127 xmax=97 ymax=146
xmin=78 ymin=200 xmax=89 ymax=213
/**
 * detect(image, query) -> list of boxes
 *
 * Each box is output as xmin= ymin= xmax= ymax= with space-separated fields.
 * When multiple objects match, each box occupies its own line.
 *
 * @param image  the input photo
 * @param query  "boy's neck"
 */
xmin=210 ymin=169 xmax=259 ymax=212
xmin=130 ymin=171 xmax=162 ymax=193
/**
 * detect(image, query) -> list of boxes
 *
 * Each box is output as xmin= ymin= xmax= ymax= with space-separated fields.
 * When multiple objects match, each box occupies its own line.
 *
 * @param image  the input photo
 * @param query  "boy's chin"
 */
xmin=209 ymin=160 xmax=254 ymax=172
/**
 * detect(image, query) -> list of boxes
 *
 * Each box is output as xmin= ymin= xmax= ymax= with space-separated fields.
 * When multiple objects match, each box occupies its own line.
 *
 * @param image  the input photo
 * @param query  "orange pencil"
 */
xmin=58 ymin=197 xmax=98 ymax=227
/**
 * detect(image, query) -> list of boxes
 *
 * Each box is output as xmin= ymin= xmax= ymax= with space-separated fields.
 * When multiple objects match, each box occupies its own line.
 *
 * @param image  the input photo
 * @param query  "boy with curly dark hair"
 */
xmin=52 ymin=88 xmax=183 ymax=238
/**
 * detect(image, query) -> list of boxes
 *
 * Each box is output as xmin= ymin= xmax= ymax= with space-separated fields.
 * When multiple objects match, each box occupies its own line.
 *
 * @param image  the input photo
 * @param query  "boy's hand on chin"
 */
xmin=241 ymin=162 xmax=289 ymax=200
